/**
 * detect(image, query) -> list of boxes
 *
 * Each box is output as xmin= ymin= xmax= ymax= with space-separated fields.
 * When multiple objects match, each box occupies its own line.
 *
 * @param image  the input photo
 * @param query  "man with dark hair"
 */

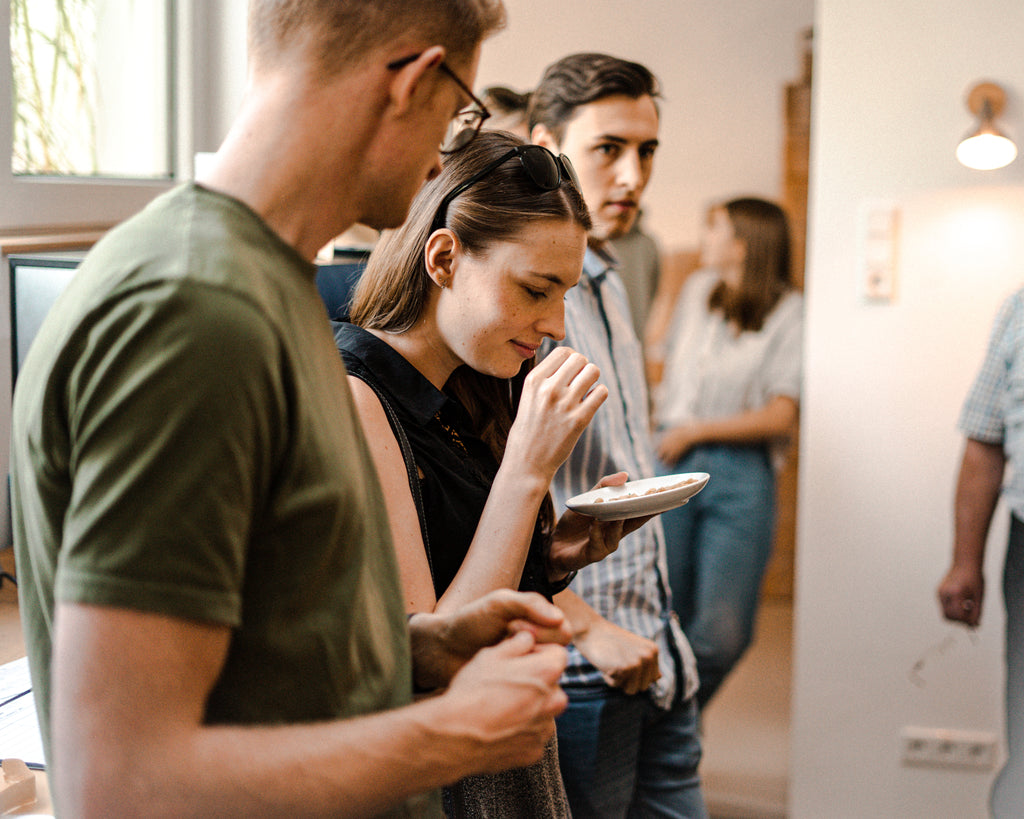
xmin=531 ymin=53 xmax=708 ymax=818
xmin=11 ymin=2 xmax=577 ymax=817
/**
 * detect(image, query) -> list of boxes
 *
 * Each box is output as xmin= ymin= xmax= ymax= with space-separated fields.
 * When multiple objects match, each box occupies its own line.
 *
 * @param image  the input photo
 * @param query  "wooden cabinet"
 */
xmin=783 ymin=28 xmax=813 ymax=291
xmin=762 ymin=27 xmax=812 ymax=603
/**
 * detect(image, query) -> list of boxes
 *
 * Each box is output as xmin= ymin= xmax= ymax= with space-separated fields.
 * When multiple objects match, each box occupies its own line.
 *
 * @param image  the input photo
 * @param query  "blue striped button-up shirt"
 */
xmin=541 ymin=244 xmax=698 ymax=707
xmin=960 ymin=287 xmax=1024 ymax=520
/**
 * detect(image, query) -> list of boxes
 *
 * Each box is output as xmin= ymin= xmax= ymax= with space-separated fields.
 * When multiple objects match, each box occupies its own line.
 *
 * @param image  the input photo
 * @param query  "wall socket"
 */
xmin=900 ymin=726 xmax=999 ymax=770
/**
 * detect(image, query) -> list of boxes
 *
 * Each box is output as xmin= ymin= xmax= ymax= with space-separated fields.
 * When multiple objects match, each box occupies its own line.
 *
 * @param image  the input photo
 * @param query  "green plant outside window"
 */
xmin=10 ymin=0 xmax=172 ymax=179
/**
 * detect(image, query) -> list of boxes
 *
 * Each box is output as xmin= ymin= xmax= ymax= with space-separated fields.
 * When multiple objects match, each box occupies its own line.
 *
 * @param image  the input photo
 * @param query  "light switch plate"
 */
xmin=859 ymin=201 xmax=899 ymax=302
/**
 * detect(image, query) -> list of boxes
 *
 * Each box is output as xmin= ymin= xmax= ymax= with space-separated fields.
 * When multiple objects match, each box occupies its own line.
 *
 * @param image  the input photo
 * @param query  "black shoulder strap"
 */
xmin=348 ymin=369 xmax=435 ymax=586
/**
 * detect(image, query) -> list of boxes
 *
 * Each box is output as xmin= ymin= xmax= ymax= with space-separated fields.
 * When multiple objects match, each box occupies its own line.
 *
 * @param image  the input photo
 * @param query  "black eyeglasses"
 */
xmin=387 ymin=54 xmax=491 ymax=154
xmin=431 ymin=145 xmax=580 ymax=233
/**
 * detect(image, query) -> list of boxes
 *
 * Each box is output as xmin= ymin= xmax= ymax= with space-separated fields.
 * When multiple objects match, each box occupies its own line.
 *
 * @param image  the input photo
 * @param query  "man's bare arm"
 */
xmin=52 ymin=601 xmax=568 ymax=818
xmin=938 ymin=438 xmax=1006 ymax=626
xmin=554 ymin=589 xmax=660 ymax=696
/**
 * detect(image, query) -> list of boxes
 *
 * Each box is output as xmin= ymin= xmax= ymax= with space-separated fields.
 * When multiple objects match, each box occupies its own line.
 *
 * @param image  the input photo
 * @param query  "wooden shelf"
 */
xmin=0 ymin=226 xmax=111 ymax=256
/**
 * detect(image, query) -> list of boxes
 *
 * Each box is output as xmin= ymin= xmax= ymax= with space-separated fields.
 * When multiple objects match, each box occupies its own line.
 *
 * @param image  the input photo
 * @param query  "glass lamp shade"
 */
xmin=956 ymin=130 xmax=1018 ymax=170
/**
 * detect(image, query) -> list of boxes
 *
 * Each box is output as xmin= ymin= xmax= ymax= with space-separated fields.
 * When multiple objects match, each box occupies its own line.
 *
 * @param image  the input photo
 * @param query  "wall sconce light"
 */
xmin=956 ymin=81 xmax=1017 ymax=170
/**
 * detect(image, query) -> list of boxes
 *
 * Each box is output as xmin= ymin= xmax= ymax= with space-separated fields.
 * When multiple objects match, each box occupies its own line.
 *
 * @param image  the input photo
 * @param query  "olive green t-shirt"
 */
xmin=11 ymin=184 xmax=438 ymax=817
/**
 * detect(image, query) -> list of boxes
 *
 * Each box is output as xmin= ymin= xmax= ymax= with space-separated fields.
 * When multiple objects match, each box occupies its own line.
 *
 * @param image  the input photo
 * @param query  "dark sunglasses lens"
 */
xmin=520 ymin=147 xmax=562 ymax=190
xmin=559 ymin=155 xmax=580 ymax=191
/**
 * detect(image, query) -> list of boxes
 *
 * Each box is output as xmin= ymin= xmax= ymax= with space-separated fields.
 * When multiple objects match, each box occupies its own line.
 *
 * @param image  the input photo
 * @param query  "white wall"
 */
xmin=792 ymin=0 xmax=1024 ymax=816
xmin=476 ymin=0 xmax=814 ymax=252
xmin=194 ymin=0 xmax=248 ymax=153
xmin=13 ymin=1 xmax=1022 ymax=814
xmin=174 ymin=0 xmax=815 ymax=252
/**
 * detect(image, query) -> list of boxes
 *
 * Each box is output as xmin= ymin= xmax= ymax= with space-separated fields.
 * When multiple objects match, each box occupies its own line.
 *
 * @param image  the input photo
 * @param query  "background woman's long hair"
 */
xmin=708 ymin=197 xmax=793 ymax=332
xmin=349 ymin=131 xmax=591 ymax=541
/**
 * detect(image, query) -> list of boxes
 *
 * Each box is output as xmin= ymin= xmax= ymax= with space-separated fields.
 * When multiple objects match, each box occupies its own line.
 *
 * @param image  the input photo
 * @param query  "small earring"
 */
xmin=438 ymin=277 xmax=449 ymax=289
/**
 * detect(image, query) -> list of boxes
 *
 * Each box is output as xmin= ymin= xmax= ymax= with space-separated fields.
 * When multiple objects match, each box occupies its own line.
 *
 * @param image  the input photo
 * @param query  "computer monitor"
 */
xmin=8 ymin=250 xmax=370 ymax=381
xmin=5 ymin=252 xmax=85 ymax=553
xmin=8 ymin=251 xmax=85 ymax=386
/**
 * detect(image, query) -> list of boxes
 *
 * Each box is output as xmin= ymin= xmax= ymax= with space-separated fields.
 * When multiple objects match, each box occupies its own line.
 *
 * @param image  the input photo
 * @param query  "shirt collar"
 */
xmin=334 ymin=322 xmax=450 ymax=426
xmin=583 ymin=241 xmax=619 ymax=284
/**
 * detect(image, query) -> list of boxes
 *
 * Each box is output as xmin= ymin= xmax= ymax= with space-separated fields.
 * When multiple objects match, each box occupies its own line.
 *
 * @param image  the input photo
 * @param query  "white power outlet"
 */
xmin=900 ymin=726 xmax=999 ymax=770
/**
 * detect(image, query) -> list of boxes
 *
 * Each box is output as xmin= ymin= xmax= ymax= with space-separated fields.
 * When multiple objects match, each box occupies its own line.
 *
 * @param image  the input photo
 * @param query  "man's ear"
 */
xmin=531 ymin=122 xmax=559 ymax=152
xmin=423 ymin=228 xmax=458 ymax=287
xmin=389 ymin=46 xmax=446 ymax=116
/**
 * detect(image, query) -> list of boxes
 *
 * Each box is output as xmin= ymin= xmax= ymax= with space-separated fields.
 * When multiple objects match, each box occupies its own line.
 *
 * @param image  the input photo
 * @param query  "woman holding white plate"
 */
xmin=336 ymin=132 xmax=642 ymax=817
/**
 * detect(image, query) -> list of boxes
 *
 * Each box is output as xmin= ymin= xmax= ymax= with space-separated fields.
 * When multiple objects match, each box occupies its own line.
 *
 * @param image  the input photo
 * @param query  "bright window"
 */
xmin=1 ymin=0 xmax=204 ymax=231
xmin=11 ymin=0 xmax=173 ymax=179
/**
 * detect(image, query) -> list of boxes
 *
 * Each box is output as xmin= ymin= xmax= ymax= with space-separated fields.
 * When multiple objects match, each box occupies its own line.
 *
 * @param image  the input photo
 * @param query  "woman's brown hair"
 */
xmin=708 ymin=197 xmax=794 ymax=332
xmin=350 ymin=131 xmax=589 ymax=335
xmin=349 ymin=130 xmax=591 ymax=540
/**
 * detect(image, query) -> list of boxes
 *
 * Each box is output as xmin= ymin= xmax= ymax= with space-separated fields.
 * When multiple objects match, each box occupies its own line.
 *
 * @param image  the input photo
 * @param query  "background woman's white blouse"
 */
xmin=653 ymin=269 xmax=804 ymax=431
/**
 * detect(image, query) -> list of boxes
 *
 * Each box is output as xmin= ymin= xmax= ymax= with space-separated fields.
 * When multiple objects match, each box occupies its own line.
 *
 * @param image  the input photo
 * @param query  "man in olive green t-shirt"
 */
xmin=11 ymin=3 xmax=573 ymax=817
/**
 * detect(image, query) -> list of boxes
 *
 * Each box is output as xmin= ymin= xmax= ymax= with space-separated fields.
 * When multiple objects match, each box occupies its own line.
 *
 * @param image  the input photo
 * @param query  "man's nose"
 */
xmin=615 ymin=150 xmax=643 ymax=192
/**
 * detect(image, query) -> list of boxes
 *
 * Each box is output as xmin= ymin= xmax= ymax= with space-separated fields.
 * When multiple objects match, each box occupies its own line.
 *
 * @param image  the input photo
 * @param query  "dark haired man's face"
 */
xmin=537 ymin=94 xmax=659 ymax=242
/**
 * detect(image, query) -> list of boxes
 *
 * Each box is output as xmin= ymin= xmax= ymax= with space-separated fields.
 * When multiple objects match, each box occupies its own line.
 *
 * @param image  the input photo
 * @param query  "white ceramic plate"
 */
xmin=565 ymin=472 xmax=710 ymax=521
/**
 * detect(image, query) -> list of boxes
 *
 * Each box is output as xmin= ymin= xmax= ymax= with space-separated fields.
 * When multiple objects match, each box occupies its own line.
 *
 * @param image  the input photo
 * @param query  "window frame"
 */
xmin=0 ymin=0 xmax=201 ymax=233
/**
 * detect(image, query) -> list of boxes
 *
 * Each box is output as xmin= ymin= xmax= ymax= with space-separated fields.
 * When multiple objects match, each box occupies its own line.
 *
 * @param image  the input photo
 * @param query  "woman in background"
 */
xmin=480 ymin=84 xmax=531 ymax=138
xmin=653 ymin=196 xmax=803 ymax=708
xmin=337 ymin=131 xmax=627 ymax=817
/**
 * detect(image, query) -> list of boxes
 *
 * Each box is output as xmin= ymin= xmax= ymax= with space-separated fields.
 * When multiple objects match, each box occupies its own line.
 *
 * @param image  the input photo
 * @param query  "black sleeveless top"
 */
xmin=335 ymin=322 xmax=554 ymax=600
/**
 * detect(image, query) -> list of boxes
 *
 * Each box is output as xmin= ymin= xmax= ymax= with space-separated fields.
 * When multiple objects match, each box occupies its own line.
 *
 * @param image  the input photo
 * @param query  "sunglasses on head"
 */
xmin=431 ymin=145 xmax=580 ymax=233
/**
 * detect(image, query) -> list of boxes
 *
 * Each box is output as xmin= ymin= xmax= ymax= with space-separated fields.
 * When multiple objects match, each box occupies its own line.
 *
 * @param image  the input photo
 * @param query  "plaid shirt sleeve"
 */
xmin=959 ymin=289 xmax=1024 ymax=443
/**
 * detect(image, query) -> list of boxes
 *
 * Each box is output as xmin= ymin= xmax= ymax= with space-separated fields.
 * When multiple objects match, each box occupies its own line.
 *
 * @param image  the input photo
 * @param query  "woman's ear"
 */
xmin=423 ymin=229 xmax=458 ymax=289
xmin=388 ymin=46 xmax=446 ymax=116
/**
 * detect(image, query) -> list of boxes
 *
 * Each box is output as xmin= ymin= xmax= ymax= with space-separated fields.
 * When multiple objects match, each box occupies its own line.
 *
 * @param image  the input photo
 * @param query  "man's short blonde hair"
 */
xmin=248 ymin=0 xmax=506 ymax=75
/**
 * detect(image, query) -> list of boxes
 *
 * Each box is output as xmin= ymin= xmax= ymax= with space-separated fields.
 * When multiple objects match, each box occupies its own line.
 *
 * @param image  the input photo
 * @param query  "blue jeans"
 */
xmin=556 ymin=686 xmax=707 ymax=818
xmin=658 ymin=444 xmax=775 ymax=708
xmin=993 ymin=514 xmax=1024 ymax=817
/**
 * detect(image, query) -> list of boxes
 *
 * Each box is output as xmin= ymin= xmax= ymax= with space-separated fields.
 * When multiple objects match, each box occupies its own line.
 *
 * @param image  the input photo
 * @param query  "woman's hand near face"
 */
xmin=425 ymin=348 xmax=606 ymax=614
xmin=505 ymin=347 xmax=609 ymax=483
